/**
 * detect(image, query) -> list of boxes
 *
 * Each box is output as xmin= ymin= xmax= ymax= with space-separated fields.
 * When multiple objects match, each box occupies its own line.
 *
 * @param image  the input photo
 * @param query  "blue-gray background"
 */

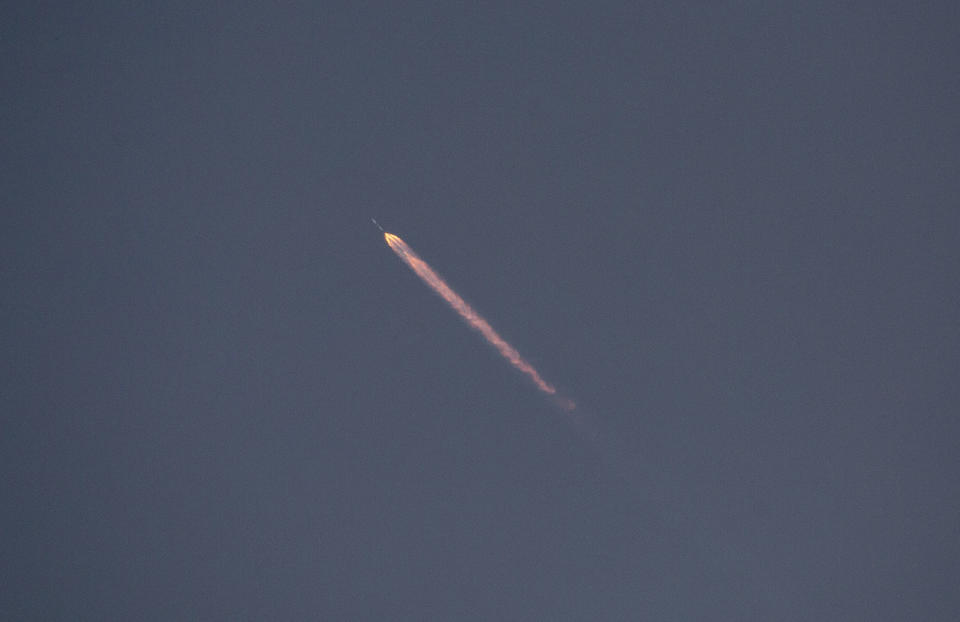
xmin=3 ymin=3 xmax=957 ymax=619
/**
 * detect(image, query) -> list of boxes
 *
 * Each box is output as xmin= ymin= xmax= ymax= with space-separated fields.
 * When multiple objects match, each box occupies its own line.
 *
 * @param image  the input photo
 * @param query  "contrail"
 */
xmin=382 ymin=231 xmax=575 ymax=410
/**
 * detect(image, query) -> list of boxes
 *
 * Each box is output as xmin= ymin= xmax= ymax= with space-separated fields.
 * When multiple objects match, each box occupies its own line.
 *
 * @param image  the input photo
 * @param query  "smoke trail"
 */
xmin=384 ymin=232 xmax=574 ymax=410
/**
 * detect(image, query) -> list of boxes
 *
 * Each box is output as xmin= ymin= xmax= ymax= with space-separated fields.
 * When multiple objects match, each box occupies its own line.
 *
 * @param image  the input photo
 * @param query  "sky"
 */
xmin=2 ymin=2 xmax=958 ymax=619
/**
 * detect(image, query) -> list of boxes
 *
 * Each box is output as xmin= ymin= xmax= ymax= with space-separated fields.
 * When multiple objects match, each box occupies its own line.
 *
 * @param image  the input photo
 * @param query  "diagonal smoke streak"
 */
xmin=384 ymin=232 xmax=574 ymax=410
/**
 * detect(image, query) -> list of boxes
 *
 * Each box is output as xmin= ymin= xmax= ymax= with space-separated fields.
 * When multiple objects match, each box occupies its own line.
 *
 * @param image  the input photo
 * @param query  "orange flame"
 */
xmin=384 ymin=232 xmax=573 ymax=409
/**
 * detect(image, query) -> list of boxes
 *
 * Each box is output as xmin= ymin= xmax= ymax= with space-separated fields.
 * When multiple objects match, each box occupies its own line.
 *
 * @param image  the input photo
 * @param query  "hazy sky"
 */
xmin=3 ymin=3 xmax=958 ymax=619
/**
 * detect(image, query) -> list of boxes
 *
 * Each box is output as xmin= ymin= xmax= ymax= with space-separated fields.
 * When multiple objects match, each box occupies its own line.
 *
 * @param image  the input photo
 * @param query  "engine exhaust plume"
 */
xmin=383 ymin=231 xmax=574 ymax=410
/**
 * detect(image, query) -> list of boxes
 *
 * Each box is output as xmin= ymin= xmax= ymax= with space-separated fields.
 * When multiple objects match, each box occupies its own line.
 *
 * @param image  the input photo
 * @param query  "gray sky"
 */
xmin=3 ymin=2 xmax=958 ymax=619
